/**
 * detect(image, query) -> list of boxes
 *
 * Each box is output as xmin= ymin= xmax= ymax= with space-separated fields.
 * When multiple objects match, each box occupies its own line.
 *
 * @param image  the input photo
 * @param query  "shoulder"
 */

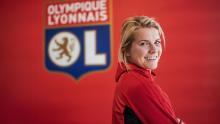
xmin=118 ymin=70 xmax=153 ymax=92
xmin=120 ymin=70 xmax=151 ymax=82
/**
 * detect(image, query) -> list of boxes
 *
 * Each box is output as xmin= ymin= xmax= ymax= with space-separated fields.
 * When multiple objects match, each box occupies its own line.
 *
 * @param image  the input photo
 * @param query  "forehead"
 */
xmin=133 ymin=27 xmax=160 ymax=41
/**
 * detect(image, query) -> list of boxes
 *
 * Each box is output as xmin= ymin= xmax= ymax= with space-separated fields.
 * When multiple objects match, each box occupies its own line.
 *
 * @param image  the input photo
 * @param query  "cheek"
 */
xmin=158 ymin=48 xmax=162 ymax=57
xmin=154 ymin=45 xmax=162 ymax=57
xmin=132 ymin=47 xmax=146 ymax=58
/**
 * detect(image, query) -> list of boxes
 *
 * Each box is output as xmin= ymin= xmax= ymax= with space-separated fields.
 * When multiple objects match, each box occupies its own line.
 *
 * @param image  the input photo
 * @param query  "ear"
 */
xmin=126 ymin=53 xmax=130 ymax=57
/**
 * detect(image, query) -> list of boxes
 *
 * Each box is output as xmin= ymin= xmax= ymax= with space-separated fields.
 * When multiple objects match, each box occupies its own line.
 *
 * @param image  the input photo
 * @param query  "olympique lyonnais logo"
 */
xmin=44 ymin=0 xmax=112 ymax=80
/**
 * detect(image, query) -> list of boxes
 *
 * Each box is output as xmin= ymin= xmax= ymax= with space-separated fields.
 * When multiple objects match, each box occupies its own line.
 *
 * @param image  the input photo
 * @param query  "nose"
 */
xmin=148 ymin=44 xmax=156 ymax=54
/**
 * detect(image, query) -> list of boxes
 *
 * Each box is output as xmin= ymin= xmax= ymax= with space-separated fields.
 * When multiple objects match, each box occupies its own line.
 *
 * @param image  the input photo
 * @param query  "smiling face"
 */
xmin=127 ymin=27 xmax=162 ymax=70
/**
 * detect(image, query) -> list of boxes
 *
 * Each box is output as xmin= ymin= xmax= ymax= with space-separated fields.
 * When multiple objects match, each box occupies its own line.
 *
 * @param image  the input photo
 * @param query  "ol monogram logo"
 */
xmin=44 ymin=0 xmax=112 ymax=80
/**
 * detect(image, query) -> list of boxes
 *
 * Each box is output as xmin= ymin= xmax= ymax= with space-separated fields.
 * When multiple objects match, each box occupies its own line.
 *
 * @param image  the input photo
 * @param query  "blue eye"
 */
xmin=139 ymin=41 xmax=150 ymax=46
xmin=140 ymin=42 xmax=145 ymax=46
xmin=155 ymin=40 xmax=161 ymax=45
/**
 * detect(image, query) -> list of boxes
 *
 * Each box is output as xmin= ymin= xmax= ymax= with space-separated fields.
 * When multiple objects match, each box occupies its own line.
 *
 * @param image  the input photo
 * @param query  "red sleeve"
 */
xmin=120 ymin=72 xmax=178 ymax=124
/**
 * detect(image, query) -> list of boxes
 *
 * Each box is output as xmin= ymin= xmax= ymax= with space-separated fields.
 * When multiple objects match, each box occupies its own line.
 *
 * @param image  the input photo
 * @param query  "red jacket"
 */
xmin=112 ymin=63 xmax=178 ymax=124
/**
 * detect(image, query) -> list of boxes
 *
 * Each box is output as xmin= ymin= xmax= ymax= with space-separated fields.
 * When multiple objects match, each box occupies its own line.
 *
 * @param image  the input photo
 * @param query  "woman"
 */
xmin=112 ymin=16 xmax=184 ymax=124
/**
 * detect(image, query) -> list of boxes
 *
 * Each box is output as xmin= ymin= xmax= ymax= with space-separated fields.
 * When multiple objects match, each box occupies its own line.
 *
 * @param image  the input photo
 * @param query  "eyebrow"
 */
xmin=138 ymin=39 xmax=161 ymax=42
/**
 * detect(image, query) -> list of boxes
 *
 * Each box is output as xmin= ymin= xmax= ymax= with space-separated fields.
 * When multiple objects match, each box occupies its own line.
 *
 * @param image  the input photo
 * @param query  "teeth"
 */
xmin=145 ymin=56 xmax=157 ymax=60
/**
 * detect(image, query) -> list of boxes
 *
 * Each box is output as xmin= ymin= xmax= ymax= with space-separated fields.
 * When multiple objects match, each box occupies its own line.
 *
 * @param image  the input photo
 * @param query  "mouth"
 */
xmin=144 ymin=56 xmax=158 ymax=61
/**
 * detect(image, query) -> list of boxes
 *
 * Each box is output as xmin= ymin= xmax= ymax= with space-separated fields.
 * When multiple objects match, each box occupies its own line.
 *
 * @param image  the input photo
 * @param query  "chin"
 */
xmin=146 ymin=64 xmax=158 ymax=70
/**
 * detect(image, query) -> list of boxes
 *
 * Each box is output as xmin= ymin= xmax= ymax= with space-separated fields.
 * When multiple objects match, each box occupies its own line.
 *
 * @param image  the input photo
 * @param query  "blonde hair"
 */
xmin=118 ymin=16 xmax=165 ymax=69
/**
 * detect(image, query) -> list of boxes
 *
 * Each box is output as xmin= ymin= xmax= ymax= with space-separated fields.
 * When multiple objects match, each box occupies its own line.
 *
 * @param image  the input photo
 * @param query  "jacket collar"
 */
xmin=115 ymin=62 xmax=156 ymax=82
